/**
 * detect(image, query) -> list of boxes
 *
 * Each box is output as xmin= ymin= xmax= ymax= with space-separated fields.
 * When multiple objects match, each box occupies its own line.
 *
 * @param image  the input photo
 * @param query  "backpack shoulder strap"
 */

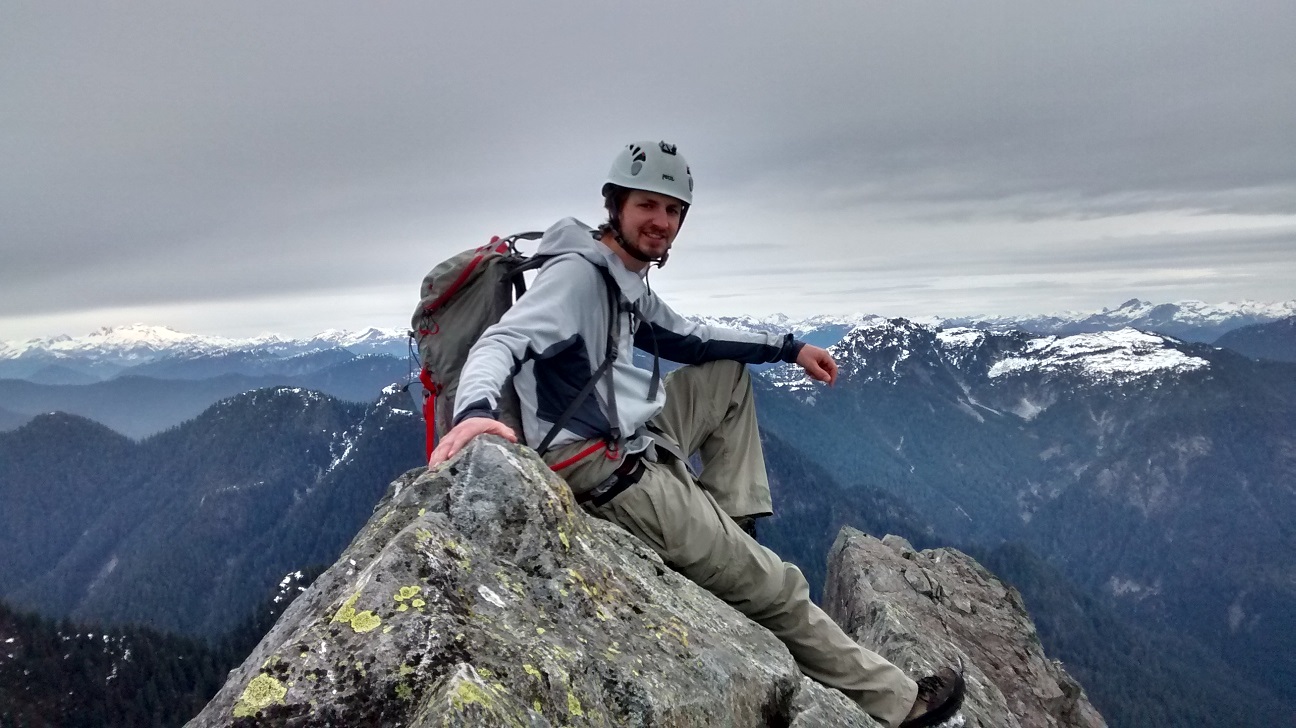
xmin=534 ymin=262 xmax=624 ymax=457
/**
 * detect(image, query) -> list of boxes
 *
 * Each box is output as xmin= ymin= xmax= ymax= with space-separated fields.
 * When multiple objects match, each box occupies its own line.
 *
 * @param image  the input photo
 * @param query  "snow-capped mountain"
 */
xmin=689 ymin=299 xmax=1295 ymax=351
xmin=0 ymin=324 xmax=409 ymax=381
xmin=692 ymin=312 xmax=883 ymax=338
xmin=0 ymin=323 xmax=248 ymax=362
xmin=985 ymin=329 xmax=1209 ymax=383
xmin=5 ymin=298 xmax=1287 ymax=375
xmin=935 ymin=298 xmax=1296 ymax=343
xmin=0 ymin=324 xmax=408 ymax=362
xmin=749 ymin=312 xmax=1296 ymax=714
xmin=766 ymin=318 xmax=1209 ymax=398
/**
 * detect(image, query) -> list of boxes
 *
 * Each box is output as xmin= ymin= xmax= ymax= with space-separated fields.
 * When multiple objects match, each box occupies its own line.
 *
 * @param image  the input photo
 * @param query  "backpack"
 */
xmin=408 ymin=232 xmax=623 ymax=462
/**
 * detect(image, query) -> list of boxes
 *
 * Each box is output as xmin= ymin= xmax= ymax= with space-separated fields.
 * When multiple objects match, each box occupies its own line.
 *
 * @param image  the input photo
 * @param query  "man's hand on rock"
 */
xmin=428 ymin=417 xmax=518 ymax=468
xmin=796 ymin=344 xmax=838 ymax=385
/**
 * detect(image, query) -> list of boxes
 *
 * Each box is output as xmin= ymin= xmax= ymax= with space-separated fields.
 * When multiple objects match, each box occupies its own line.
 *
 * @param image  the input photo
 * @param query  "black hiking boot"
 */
xmin=899 ymin=666 xmax=965 ymax=728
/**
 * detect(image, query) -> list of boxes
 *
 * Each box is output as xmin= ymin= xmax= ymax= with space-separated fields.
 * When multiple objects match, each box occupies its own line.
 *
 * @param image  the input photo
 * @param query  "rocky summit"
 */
xmin=825 ymin=532 xmax=1106 ymax=728
xmin=188 ymin=436 xmax=1101 ymax=727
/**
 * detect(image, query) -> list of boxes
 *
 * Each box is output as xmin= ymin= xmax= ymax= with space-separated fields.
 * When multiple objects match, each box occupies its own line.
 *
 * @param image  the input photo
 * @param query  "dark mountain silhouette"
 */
xmin=0 ymin=354 xmax=407 ymax=438
xmin=1214 ymin=314 xmax=1296 ymax=362
xmin=0 ymin=386 xmax=423 ymax=637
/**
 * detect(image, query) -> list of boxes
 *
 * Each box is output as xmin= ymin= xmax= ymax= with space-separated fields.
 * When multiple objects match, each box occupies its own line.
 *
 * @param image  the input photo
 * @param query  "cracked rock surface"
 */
xmin=189 ymin=436 xmax=1104 ymax=727
xmin=824 ymin=530 xmax=1107 ymax=728
xmin=187 ymin=436 xmax=882 ymax=727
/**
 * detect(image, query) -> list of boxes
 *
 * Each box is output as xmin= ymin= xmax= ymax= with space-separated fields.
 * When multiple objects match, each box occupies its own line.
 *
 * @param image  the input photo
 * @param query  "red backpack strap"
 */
xmin=419 ymin=367 xmax=440 ymax=461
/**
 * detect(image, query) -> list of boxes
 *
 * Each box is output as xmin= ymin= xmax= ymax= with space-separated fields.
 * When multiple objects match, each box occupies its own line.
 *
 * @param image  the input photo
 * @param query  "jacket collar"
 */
xmin=536 ymin=217 xmax=649 ymax=303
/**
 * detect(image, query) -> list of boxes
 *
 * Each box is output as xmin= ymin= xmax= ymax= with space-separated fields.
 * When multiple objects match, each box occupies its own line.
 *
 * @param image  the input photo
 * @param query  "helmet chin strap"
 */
xmin=610 ymin=221 xmax=670 ymax=268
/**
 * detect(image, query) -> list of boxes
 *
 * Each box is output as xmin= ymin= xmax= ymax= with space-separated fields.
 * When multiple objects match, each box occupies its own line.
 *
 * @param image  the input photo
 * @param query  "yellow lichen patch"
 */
xmin=395 ymin=682 xmax=414 ymax=701
xmin=332 ymin=591 xmax=382 ymax=633
xmin=331 ymin=592 xmax=361 ymax=625
xmin=478 ymin=667 xmax=494 ymax=679
xmin=383 ymin=625 xmax=394 ymax=634
xmin=418 ymin=508 xmax=426 ymax=517
xmin=397 ymin=604 xmax=409 ymax=612
xmin=535 ymin=627 xmax=546 ymax=635
xmin=566 ymin=691 xmax=584 ymax=717
xmin=523 ymin=664 xmax=542 ymax=679
xmin=400 ymin=664 xmax=416 ymax=676
xmin=232 ymin=674 xmax=288 ymax=718
xmin=394 ymin=585 xmax=422 ymax=602
xmin=350 ymin=611 xmax=382 ymax=633
xmin=558 ymin=530 xmax=570 ymax=550
xmin=533 ymin=700 xmax=542 ymax=712
xmin=449 ymin=680 xmax=495 ymax=713
xmin=411 ymin=598 xmax=426 ymax=608
xmin=415 ymin=528 xmax=434 ymax=544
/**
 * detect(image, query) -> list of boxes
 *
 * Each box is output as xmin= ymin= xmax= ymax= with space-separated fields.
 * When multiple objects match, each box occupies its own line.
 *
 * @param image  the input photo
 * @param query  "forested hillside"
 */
xmin=0 ymin=387 xmax=423 ymax=637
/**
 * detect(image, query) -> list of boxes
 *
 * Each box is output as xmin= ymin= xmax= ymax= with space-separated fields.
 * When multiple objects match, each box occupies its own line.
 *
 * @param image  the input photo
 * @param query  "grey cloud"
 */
xmin=2 ymin=0 xmax=1293 ymax=330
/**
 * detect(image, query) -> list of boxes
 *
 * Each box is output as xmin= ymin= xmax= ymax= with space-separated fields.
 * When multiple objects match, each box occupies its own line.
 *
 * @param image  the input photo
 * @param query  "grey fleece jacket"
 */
xmin=452 ymin=217 xmax=805 ymax=453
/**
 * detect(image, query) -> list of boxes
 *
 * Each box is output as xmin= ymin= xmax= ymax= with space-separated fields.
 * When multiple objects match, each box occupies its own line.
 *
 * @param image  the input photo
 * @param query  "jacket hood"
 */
xmin=536 ymin=217 xmax=648 ymax=303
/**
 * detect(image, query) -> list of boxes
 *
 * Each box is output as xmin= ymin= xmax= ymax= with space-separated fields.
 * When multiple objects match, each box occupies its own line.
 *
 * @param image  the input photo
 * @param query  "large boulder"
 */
xmin=187 ymin=436 xmax=880 ymax=727
xmin=189 ymin=436 xmax=1103 ymax=727
xmin=824 ymin=530 xmax=1107 ymax=728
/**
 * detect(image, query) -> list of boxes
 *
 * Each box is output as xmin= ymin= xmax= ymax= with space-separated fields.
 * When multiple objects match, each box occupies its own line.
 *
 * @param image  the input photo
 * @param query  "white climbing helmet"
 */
xmin=603 ymin=141 xmax=693 ymax=205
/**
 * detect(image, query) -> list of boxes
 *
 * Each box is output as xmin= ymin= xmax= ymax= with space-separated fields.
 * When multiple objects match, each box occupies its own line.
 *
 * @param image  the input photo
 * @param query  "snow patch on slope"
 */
xmin=988 ymin=329 xmax=1208 ymax=383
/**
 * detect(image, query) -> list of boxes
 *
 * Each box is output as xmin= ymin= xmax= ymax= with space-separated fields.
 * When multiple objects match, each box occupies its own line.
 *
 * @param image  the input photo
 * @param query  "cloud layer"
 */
xmin=2 ymin=1 xmax=1292 ymax=338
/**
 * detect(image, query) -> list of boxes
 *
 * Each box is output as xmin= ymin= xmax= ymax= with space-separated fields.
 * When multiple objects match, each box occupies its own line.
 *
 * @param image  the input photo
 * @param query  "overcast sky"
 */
xmin=3 ymin=1 xmax=1294 ymax=340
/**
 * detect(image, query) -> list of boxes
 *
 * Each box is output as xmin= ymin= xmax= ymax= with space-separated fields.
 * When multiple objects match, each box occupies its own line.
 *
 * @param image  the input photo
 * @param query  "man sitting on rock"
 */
xmin=427 ymin=140 xmax=964 ymax=728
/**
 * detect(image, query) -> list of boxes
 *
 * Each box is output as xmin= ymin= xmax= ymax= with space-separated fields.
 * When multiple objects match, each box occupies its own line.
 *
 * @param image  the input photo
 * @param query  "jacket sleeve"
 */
xmin=634 ymin=291 xmax=805 ymax=365
xmin=452 ymin=256 xmax=601 ymax=425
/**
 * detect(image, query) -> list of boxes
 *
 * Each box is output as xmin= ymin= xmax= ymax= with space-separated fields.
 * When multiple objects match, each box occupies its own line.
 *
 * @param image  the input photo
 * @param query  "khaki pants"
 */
xmin=545 ymin=360 xmax=918 ymax=727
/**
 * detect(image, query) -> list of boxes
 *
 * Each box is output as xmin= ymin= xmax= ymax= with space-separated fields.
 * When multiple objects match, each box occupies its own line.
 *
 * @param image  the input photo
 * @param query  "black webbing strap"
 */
xmin=534 ymin=266 xmax=624 ymax=457
xmin=629 ymin=301 xmax=662 ymax=402
xmin=597 ymin=267 xmax=622 ymax=448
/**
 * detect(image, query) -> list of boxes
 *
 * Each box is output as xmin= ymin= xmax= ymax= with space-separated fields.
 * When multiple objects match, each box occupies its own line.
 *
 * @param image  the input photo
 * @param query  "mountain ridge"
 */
xmin=5 ymin=296 xmax=1292 ymax=370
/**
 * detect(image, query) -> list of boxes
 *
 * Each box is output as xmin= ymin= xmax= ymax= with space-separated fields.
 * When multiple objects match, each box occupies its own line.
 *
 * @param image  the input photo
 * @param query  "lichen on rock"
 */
xmin=187 ymin=436 xmax=1101 ymax=728
xmin=232 ymin=674 xmax=287 ymax=719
